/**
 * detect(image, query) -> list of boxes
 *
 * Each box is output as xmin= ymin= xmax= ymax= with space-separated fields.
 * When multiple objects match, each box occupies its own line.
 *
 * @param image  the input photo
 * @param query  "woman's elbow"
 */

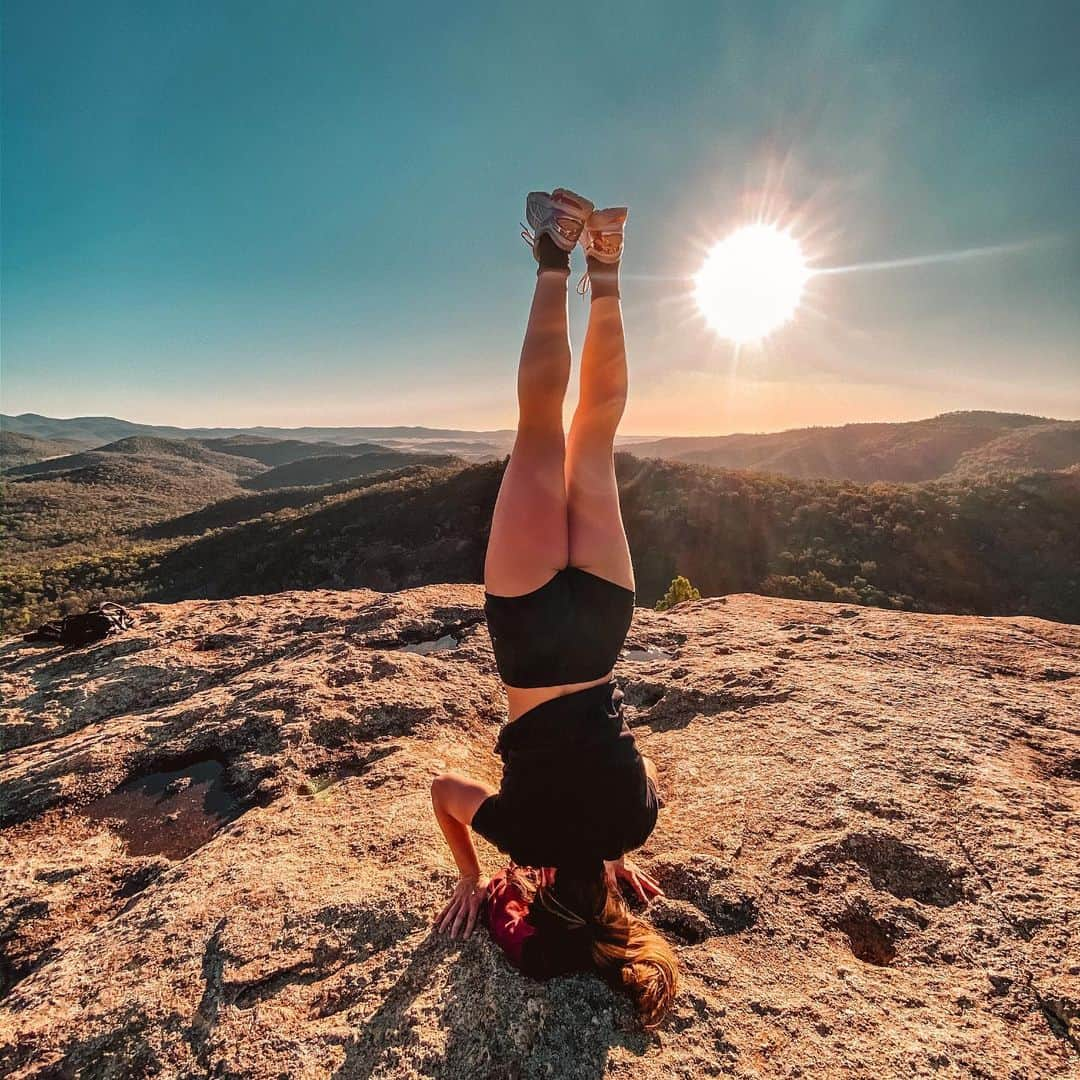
xmin=431 ymin=772 xmax=448 ymax=806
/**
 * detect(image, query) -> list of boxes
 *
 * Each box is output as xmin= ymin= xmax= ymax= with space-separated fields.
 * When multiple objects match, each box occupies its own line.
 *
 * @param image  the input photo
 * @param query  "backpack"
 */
xmin=23 ymin=602 xmax=135 ymax=647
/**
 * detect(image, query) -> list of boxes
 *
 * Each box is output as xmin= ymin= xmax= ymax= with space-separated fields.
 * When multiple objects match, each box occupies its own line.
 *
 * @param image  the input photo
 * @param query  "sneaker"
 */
xmin=580 ymin=206 xmax=628 ymax=263
xmin=522 ymin=188 xmax=595 ymax=258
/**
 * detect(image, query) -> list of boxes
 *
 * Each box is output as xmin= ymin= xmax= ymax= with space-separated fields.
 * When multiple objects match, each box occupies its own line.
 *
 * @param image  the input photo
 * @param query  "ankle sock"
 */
xmin=536 ymin=233 xmax=570 ymax=275
xmin=586 ymin=256 xmax=620 ymax=299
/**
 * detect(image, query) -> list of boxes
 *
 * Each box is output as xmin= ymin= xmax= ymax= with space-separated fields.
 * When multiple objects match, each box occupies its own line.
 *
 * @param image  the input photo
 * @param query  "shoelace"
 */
xmin=521 ymin=221 xmax=596 ymax=297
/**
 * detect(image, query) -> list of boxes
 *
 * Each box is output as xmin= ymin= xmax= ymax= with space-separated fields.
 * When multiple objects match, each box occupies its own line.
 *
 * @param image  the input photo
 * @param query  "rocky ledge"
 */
xmin=1 ymin=588 xmax=1078 ymax=1078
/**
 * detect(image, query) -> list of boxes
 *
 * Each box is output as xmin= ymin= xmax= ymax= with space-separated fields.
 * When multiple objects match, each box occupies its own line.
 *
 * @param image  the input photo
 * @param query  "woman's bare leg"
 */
xmin=484 ymin=270 xmax=572 ymax=596
xmin=565 ymin=292 xmax=633 ymax=589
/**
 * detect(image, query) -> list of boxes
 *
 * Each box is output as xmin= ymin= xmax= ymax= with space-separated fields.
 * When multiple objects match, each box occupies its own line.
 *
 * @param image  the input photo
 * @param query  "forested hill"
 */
xmin=4 ymin=455 xmax=1078 ymax=630
xmin=0 ymin=431 xmax=92 ymax=470
xmin=626 ymin=411 xmax=1080 ymax=482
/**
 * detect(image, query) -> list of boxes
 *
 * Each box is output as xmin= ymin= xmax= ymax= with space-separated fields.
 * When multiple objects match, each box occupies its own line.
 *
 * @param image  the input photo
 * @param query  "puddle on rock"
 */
xmin=401 ymin=633 xmax=458 ymax=655
xmin=623 ymin=646 xmax=673 ymax=662
xmin=84 ymin=759 xmax=242 ymax=860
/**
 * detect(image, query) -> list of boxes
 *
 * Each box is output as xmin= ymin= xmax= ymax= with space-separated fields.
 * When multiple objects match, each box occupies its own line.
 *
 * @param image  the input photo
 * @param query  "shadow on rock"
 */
xmin=332 ymin=930 xmax=648 ymax=1079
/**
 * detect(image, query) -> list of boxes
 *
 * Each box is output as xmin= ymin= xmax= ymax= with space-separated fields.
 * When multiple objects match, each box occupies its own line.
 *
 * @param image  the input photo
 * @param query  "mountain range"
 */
xmin=2 ymin=410 xmax=1079 ymax=632
xmin=625 ymin=411 xmax=1080 ymax=482
xmin=5 ymin=409 xmax=1079 ymax=481
xmin=1 ymin=413 xmax=513 ymax=460
xmin=3 ymin=433 xmax=460 ymax=491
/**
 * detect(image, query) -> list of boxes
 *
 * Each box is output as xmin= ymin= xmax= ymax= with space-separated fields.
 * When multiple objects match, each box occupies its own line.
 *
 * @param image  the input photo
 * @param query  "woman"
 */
xmin=430 ymin=188 xmax=678 ymax=1029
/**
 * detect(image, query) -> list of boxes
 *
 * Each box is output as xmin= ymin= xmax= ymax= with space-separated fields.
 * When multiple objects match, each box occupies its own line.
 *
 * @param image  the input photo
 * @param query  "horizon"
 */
xmin=4 ymin=2 xmax=1080 ymax=432
xmin=4 ymin=405 xmax=1078 ymax=444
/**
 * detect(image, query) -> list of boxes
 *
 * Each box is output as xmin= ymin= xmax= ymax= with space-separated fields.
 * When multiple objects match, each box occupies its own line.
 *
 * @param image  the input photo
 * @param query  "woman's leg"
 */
xmin=484 ymin=269 xmax=572 ymax=596
xmin=565 ymin=288 xmax=633 ymax=590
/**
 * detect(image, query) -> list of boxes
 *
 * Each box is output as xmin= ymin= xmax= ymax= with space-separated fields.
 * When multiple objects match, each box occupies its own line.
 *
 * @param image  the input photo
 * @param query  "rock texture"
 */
xmin=1 ymin=588 xmax=1078 ymax=1079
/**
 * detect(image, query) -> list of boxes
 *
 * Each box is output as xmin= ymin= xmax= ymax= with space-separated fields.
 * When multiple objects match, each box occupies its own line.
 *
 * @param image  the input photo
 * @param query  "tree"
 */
xmin=655 ymin=574 xmax=701 ymax=611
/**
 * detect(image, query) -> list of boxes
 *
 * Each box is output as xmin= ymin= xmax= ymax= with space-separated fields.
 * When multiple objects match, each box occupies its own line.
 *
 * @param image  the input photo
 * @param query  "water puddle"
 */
xmin=623 ymin=646 xmax=673 ymax=662
xmin=401 ymin=633 xmax=458 ymax=655
xmin=84 ymin=759 xmax=242 ymax=860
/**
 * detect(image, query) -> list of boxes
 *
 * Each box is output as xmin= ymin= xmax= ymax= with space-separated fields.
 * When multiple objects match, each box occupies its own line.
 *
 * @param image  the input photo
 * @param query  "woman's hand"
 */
xmin=604 ymin=856 xmax=664 ymax=903
xmin=435 ymin=874 xmax=490 ymax=939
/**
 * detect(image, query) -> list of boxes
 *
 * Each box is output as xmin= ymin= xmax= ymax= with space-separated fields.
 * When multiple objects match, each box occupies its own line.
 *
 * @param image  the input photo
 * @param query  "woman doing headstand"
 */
xmin=430 ymin=188 xmax=677 ymax=1029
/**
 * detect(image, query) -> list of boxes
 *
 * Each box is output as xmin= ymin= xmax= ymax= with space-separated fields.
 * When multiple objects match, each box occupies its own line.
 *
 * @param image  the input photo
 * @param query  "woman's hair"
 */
xmin=510 ymin=864 xmax=679 ymax=1030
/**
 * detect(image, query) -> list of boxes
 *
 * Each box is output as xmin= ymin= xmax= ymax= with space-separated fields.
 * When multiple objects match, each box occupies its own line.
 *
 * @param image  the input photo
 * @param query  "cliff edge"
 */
xmin=1 ymin=588 xmax=1077 ymax=1078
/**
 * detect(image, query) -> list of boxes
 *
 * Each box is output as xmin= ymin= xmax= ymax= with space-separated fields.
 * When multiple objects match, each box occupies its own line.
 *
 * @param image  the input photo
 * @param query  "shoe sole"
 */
xmin=582 ymin=207 xmax=628 ymax=262
xmin=527 ymin=190 xmax=595 ymax=252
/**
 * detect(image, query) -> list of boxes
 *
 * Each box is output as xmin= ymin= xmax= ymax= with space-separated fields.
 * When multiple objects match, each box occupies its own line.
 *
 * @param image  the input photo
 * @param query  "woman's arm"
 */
xmin=430 ymin=772 xmax=495 ymax=938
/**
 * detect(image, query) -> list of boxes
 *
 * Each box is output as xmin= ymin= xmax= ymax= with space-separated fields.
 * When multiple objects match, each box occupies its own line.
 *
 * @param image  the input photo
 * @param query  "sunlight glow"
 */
xmin=694 ymin=224 xmax=810 ymax=343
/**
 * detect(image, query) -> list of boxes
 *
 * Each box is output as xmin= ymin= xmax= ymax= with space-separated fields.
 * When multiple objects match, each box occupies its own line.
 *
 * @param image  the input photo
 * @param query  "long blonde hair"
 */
xmin=513 ymin=865 xmax=679 ymax=1030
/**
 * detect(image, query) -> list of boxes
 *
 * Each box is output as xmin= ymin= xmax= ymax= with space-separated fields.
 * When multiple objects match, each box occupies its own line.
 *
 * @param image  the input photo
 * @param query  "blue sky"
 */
xmin=3 ymin=1 xmax=1078 ymax=433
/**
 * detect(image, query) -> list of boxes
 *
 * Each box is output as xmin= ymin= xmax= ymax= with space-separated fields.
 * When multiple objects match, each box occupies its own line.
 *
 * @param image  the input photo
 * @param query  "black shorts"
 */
xmin=484 ymin=567 xmax=635 ymax=688
xmin=471 ymin=681 xmax=661 ymax=871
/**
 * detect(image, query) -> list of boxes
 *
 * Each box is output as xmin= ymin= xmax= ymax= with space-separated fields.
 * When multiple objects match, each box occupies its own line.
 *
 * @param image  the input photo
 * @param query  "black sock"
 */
xmin=536 ymin=233 xmax=570 ymax=275
xmin=587 ymin=256 xmax=620 ymax=299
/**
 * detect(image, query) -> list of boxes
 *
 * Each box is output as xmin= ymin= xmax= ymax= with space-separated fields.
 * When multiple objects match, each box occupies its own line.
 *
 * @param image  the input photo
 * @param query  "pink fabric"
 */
xmin=484 ymin=868 xmax=537 ymax=968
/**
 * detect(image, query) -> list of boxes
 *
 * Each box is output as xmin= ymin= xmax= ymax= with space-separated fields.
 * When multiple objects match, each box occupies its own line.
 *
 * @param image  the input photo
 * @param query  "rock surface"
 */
xmin=1 ymin=588 xmax=1078 ymax=1078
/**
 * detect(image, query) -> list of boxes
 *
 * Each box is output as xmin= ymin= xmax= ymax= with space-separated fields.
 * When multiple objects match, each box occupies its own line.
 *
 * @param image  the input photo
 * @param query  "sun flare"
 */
xmin=694 ymin=224 xmax=810 ymax=344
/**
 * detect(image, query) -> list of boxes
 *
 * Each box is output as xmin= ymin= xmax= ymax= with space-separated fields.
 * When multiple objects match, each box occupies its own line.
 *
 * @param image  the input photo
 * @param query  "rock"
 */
xmin=1 ymin=588 xmax=1078 ymax=1077
xmin=646 ymin=898 xmax=715 ymax=944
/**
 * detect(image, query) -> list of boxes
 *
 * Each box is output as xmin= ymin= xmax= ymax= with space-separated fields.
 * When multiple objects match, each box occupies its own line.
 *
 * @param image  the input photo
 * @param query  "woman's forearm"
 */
xmin=431 ymin=773 xmax=494 ymax=879
xmin=434 ymin=798 xmax=482 ymax=879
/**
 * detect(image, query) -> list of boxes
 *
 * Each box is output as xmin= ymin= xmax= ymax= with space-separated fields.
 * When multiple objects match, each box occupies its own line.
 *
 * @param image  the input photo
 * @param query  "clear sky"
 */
xmin=4 ymin=1 xmax=1079 ymax=434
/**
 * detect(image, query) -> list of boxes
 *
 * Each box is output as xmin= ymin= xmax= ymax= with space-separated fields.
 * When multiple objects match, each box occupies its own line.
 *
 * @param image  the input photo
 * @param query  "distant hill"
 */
xmin=1 ymin=438 xmax=267 ymax=580
xmin=2 ymin=413 xmax=181 ymax=445
xmin=373 ymin=437 xmax=505 ymax=456
xmin=945 ymin=421 xmax=1080 ymax=480
xmin=1 ymin=412 xmax=515 ymax=457
xmin=6 ymin=436 xmax=265 ymax=481
xmin=195 ymin=435 xmax=390 ymax=467
xmin=16 ymin=409 xmax=1079 ymax=479
xmin=244 ymin=450 xmax=465 ymax=490
xmin=626 ymin=411 xmax=1080 ymax=482
xmin=0 ymin=431 xmax=91 ymax=470
xmin=198 ymin=435 xmax=388 ymax=465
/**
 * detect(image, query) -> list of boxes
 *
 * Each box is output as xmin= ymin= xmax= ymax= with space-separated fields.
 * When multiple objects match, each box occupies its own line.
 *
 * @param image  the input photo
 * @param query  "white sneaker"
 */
xmin=580 ymin=206 xmax=628 ymax=263
xmin=522 ymin=188 xmax=595 ymax=258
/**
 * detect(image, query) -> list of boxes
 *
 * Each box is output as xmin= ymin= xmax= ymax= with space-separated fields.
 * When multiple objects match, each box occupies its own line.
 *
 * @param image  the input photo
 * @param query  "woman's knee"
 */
xmin=572 ymin=394 xmax=626 ymax=436
xmin=518 ymin=360 xmax=570 ymax=412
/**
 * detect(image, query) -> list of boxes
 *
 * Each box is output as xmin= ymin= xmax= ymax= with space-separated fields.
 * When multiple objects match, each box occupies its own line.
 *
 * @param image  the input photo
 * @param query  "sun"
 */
xmin=694 ymin=224 xmax=810 ymax=344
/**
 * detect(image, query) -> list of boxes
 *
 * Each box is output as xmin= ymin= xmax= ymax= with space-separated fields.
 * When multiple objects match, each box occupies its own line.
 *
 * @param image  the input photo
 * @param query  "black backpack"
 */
xmin=24 ymin=602 xmax=134 ymax=647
